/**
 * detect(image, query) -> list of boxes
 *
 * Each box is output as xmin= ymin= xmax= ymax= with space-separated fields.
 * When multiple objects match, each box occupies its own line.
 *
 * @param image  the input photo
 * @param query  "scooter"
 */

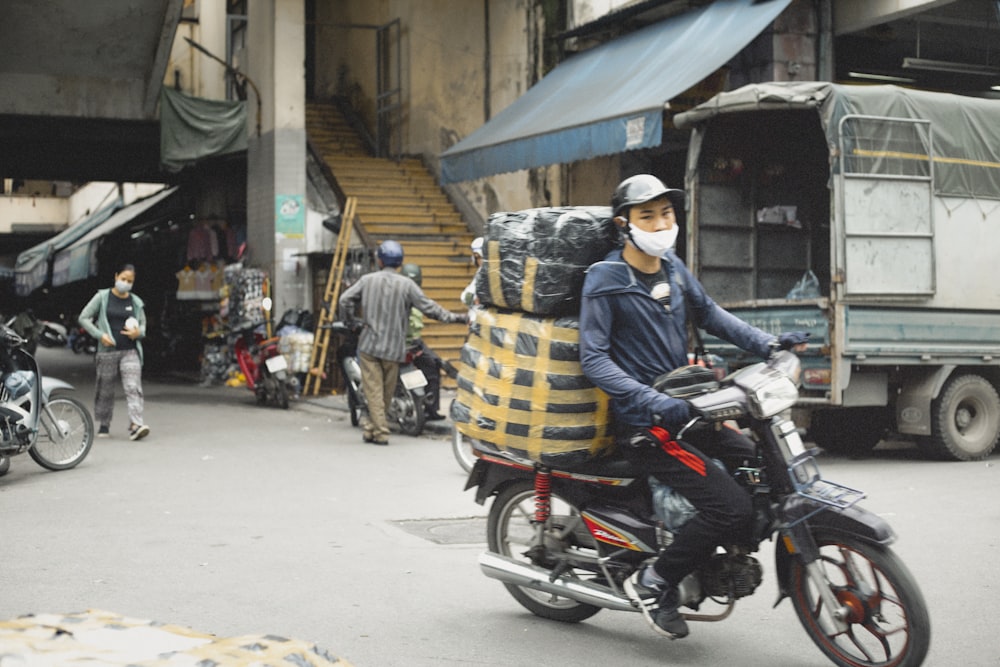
xmin=0 ymin=323 xmax=94 ymax=477
xmin=330 ymin=320 xmax=428 ymax=436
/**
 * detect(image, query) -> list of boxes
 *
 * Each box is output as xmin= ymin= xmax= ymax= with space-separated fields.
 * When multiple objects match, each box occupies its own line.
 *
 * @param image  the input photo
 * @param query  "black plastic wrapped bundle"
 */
xmin=475 ymin=206 xmax=617 ymax=316
xmin=451 ymin=306 xmax=614 ymax=465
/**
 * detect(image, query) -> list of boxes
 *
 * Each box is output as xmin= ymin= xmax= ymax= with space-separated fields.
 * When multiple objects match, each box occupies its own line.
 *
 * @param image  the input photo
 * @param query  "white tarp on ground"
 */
xmin=0 ymin=609 xmax=353 ymax=666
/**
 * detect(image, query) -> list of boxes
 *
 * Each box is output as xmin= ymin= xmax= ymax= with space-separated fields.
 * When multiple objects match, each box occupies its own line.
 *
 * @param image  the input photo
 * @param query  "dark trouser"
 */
xmin=621 ymin=425 xmax=754 ymax=585
xmin=409 ymin=339 xmax=442 ymax=414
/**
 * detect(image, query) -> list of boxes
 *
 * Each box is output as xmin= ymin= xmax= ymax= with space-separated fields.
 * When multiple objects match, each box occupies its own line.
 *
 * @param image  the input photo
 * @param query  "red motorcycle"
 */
xmin=233 ymin=324 xmax=292 ymax=410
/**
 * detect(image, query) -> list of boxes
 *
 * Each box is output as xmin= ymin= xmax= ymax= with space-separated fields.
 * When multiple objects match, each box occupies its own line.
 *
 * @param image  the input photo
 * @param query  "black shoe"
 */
xmin=624 ymin=567 xmax=689 ymax=639
xmin=425 ymin=412 xmax=446 ymax=421
xmin=97 ymin=425 xmax=110 ymax=438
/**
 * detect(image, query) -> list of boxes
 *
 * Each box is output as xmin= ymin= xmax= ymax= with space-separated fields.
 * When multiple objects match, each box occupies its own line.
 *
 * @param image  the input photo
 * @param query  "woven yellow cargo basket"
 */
xmin=452 ymin=307 xmax=614 ymax=464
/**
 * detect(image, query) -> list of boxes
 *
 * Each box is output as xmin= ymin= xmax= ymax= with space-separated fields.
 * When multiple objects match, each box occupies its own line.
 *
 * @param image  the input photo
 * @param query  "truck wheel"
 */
xmin=808 ymin=407 xmax=888 ymax=456
xmin=920 ymin=373 xmax=1000 ymax=461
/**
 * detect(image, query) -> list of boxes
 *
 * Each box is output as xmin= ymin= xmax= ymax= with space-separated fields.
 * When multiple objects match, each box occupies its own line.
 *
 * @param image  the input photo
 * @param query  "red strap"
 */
xmin=649 ymin=426 xmax=706 ymax=477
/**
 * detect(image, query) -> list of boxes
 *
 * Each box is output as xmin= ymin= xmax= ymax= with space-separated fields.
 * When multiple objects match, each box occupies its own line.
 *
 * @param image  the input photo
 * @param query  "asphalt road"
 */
xmin=1 ymin=346 xmax=998 ymax=666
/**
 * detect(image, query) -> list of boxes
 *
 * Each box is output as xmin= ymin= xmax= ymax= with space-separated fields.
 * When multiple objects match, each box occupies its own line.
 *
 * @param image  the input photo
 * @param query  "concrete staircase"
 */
xmin=306 ymin=101 xmax=476 ymax=376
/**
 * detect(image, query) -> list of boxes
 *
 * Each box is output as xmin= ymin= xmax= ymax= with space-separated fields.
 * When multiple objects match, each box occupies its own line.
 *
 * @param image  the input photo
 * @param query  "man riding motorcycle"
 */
xmin=579 ymin=174 xmax=808 ymax=638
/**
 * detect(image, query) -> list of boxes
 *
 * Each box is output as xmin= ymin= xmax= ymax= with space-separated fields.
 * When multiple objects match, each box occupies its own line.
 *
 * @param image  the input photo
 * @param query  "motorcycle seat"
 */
xmin=472 ymin=438 xmax=639 ymax=480
xmin=546 ymin=454 xmax=640 ymax=479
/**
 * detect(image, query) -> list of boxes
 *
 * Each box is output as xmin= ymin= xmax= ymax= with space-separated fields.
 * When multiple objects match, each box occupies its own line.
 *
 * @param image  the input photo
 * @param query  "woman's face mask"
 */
xmin=628 ymin=224 xmax=678 ymax=257
xmin=115 ymin=279 xmax=133 ymax=294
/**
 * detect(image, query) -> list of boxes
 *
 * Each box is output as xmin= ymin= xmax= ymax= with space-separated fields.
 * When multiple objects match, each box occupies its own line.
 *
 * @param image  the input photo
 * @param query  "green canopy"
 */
xmin=160 ymin=87 xmax=247 ymax=173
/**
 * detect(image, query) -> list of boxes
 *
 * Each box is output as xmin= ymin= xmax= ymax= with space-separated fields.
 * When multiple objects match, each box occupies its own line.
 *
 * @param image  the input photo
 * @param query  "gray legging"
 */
xmin=93 ymin=349 xmax=144 ymax=429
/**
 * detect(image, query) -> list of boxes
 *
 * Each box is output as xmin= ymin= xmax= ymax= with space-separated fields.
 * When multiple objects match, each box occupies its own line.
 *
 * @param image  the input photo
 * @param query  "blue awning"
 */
xmin=52 ymin=186 xmax=179 ymax=287
xmin=439 ymin=0 xmax=791 ymax=184
xmin=14 ymin=199 xmax=123 ymax=296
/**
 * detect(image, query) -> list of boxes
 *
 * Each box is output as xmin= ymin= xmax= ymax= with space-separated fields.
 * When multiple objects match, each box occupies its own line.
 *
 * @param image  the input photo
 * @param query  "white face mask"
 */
xmin=628 ymin=224 xmax=678 ymax=257
xmin=115 ymin=280 xmax=133 ymax=294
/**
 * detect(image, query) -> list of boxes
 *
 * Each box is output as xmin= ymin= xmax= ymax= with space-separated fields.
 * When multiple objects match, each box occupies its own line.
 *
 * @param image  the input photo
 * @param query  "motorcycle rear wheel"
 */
xmin=789 ymin=532 xmax=930 ymax=667
xmin=0 ymin=455 xmax=9 ymax=476
xmin=487 ymin=480 xmax=602 ymax=623
xmin=277 ymin=381 xmax=290 ymax=410
xmin=30 ymin=397 xmax=94 ymax=471
xmin=392 ymin=382 xmax=425 ymax=436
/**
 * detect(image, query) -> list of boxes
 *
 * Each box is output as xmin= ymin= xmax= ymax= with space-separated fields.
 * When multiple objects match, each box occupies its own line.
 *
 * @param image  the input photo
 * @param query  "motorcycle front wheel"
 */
xmin=392 ymin=383 xmax=425 ymax=436
xmin=789 ymin=532 xmax=930 ymax=667
xmin=487 ymin=480 xmax=602 ymax=623
xmin=30 ymin=397 xmax=94 ymax=471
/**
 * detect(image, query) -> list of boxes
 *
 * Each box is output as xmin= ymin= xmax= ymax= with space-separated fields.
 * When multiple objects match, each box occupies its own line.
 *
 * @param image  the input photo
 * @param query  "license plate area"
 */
xmin=265 ymin=355 xmax=288 ymax=373
xmin=400 ymin=368 xmax=427 ymax=390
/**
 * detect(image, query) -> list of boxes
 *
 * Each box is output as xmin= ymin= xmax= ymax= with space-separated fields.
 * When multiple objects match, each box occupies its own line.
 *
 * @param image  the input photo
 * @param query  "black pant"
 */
xmin=410 ymin=339 xmax=442 ymax=414
xmin=622 ymin=425 xmax=754 ymax=585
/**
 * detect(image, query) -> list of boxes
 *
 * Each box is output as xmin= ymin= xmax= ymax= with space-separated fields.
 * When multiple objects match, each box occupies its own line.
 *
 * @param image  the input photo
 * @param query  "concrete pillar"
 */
xmin=246 ymin=0 xmax=307 ymax=317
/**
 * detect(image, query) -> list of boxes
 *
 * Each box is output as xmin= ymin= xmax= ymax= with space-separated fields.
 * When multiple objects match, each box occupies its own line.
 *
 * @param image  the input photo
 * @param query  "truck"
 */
xmin=673 ymin=81 xmax=1000 ymax=461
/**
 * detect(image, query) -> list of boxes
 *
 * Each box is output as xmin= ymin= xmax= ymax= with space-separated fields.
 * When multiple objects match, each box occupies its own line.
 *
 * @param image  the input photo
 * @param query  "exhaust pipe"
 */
xmin=479 ymin=551 xmax=637 ymax=613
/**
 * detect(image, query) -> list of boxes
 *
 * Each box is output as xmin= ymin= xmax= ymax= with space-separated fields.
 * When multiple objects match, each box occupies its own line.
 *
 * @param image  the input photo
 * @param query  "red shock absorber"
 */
xmin=534 ymin=468 xmax=552 ymax=523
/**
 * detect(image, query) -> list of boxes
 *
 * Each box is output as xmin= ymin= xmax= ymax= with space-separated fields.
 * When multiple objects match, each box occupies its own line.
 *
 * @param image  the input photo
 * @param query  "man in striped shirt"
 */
xmin=339 ymin=240 xmax=467 ymax=445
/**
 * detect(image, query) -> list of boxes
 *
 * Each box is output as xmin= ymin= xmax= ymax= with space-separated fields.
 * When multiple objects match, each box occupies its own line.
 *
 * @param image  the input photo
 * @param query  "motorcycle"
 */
xmin=69 ymin=326 xmax=98 ymax=355
xmin=465 ymin=349 xmax=930 ymax=667
xmin=330 ymin=320 xmax=428 ymax=436
xmin=37 ymin=319 xmax=68 ymax=348
xmin=231 ymin=297 xmax=297 ymax=409
xmin=0 ymin=323 xmax=95 ymax=477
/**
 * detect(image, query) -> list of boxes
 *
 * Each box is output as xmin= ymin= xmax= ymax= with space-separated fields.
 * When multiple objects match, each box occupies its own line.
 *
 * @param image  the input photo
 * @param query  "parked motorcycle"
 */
xmin=69 ymin=326 xmax=98 ymax=355
xmin=466 ymin=349 xmax=929 ymax=667
xmin=330 ymin=320 xmax=428 ymax=436
xmin=37 ymin=319 xmax=68 ymax=348
xmin=0 ymin=323 xmax=94 ymax=477
xmin=3 ymin=312 xmax=40 ymax=356
xmin=231 ymin=297 xmax=297 ymax=409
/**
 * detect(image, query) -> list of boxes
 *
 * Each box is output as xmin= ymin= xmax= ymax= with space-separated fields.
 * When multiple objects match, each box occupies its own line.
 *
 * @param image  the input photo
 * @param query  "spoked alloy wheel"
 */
xmin=30 ymin=397 xmax=94 ymax=471
xmin=391 ymin=383 xmax=425 ymax=436
xmin=789 ymin=533 xmax=930 ymax=667
xmin=487 ymin=480 xmax=602 ymax=623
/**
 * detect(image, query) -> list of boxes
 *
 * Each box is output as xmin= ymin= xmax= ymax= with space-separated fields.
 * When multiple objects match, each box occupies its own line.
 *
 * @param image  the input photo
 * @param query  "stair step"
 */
xmin=308 ymin=99 xmax=474 ymax=383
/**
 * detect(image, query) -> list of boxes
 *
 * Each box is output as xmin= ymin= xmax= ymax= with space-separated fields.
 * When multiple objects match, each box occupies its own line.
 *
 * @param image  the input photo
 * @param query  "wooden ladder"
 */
xmin=304 ymin=197 xmax=357 ymax=396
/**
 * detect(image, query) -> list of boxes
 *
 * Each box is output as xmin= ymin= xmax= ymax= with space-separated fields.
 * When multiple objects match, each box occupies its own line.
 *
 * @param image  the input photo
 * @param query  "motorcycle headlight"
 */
xmin=748 ymin=375 xmax=799 ymax=418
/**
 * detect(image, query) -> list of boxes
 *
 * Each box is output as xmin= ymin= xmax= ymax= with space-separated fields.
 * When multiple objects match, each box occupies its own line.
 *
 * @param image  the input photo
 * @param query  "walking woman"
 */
xmin=78 ymin=263 xmax=151 ymax=440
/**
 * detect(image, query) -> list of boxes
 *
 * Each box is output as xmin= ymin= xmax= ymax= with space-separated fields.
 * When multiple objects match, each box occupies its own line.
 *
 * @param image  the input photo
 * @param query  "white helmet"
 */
xmin=470 ymin=237 xmax=484 ymax=256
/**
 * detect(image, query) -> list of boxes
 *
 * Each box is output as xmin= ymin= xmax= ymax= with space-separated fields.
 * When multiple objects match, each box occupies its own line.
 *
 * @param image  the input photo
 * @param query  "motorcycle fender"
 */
xmin=465 ymin=458 xmax=533 ymax=505
xmin=773 ymin=503 xmax=896 ymax=604
xmin=41 ymin=376 xmax=74 ymax=400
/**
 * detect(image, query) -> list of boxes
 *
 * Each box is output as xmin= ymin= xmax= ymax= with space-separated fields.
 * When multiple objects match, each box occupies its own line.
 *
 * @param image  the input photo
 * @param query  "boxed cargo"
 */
xmin=476 ymin=206 xmax=617 ymax=316
xmin=452 ymin=307 xmax=615 ymax=465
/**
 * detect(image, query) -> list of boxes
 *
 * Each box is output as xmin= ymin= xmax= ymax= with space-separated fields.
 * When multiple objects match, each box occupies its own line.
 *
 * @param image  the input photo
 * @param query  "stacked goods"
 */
xmin=453 ymin=206 xmax=619 ymax=465
xmin=475 ymin=206 xmax=617 ymax=316
xmin=452 ymin=308 xmax=614 ymax=465
xmin=279 ymin=331 xmax=315 ymax=373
